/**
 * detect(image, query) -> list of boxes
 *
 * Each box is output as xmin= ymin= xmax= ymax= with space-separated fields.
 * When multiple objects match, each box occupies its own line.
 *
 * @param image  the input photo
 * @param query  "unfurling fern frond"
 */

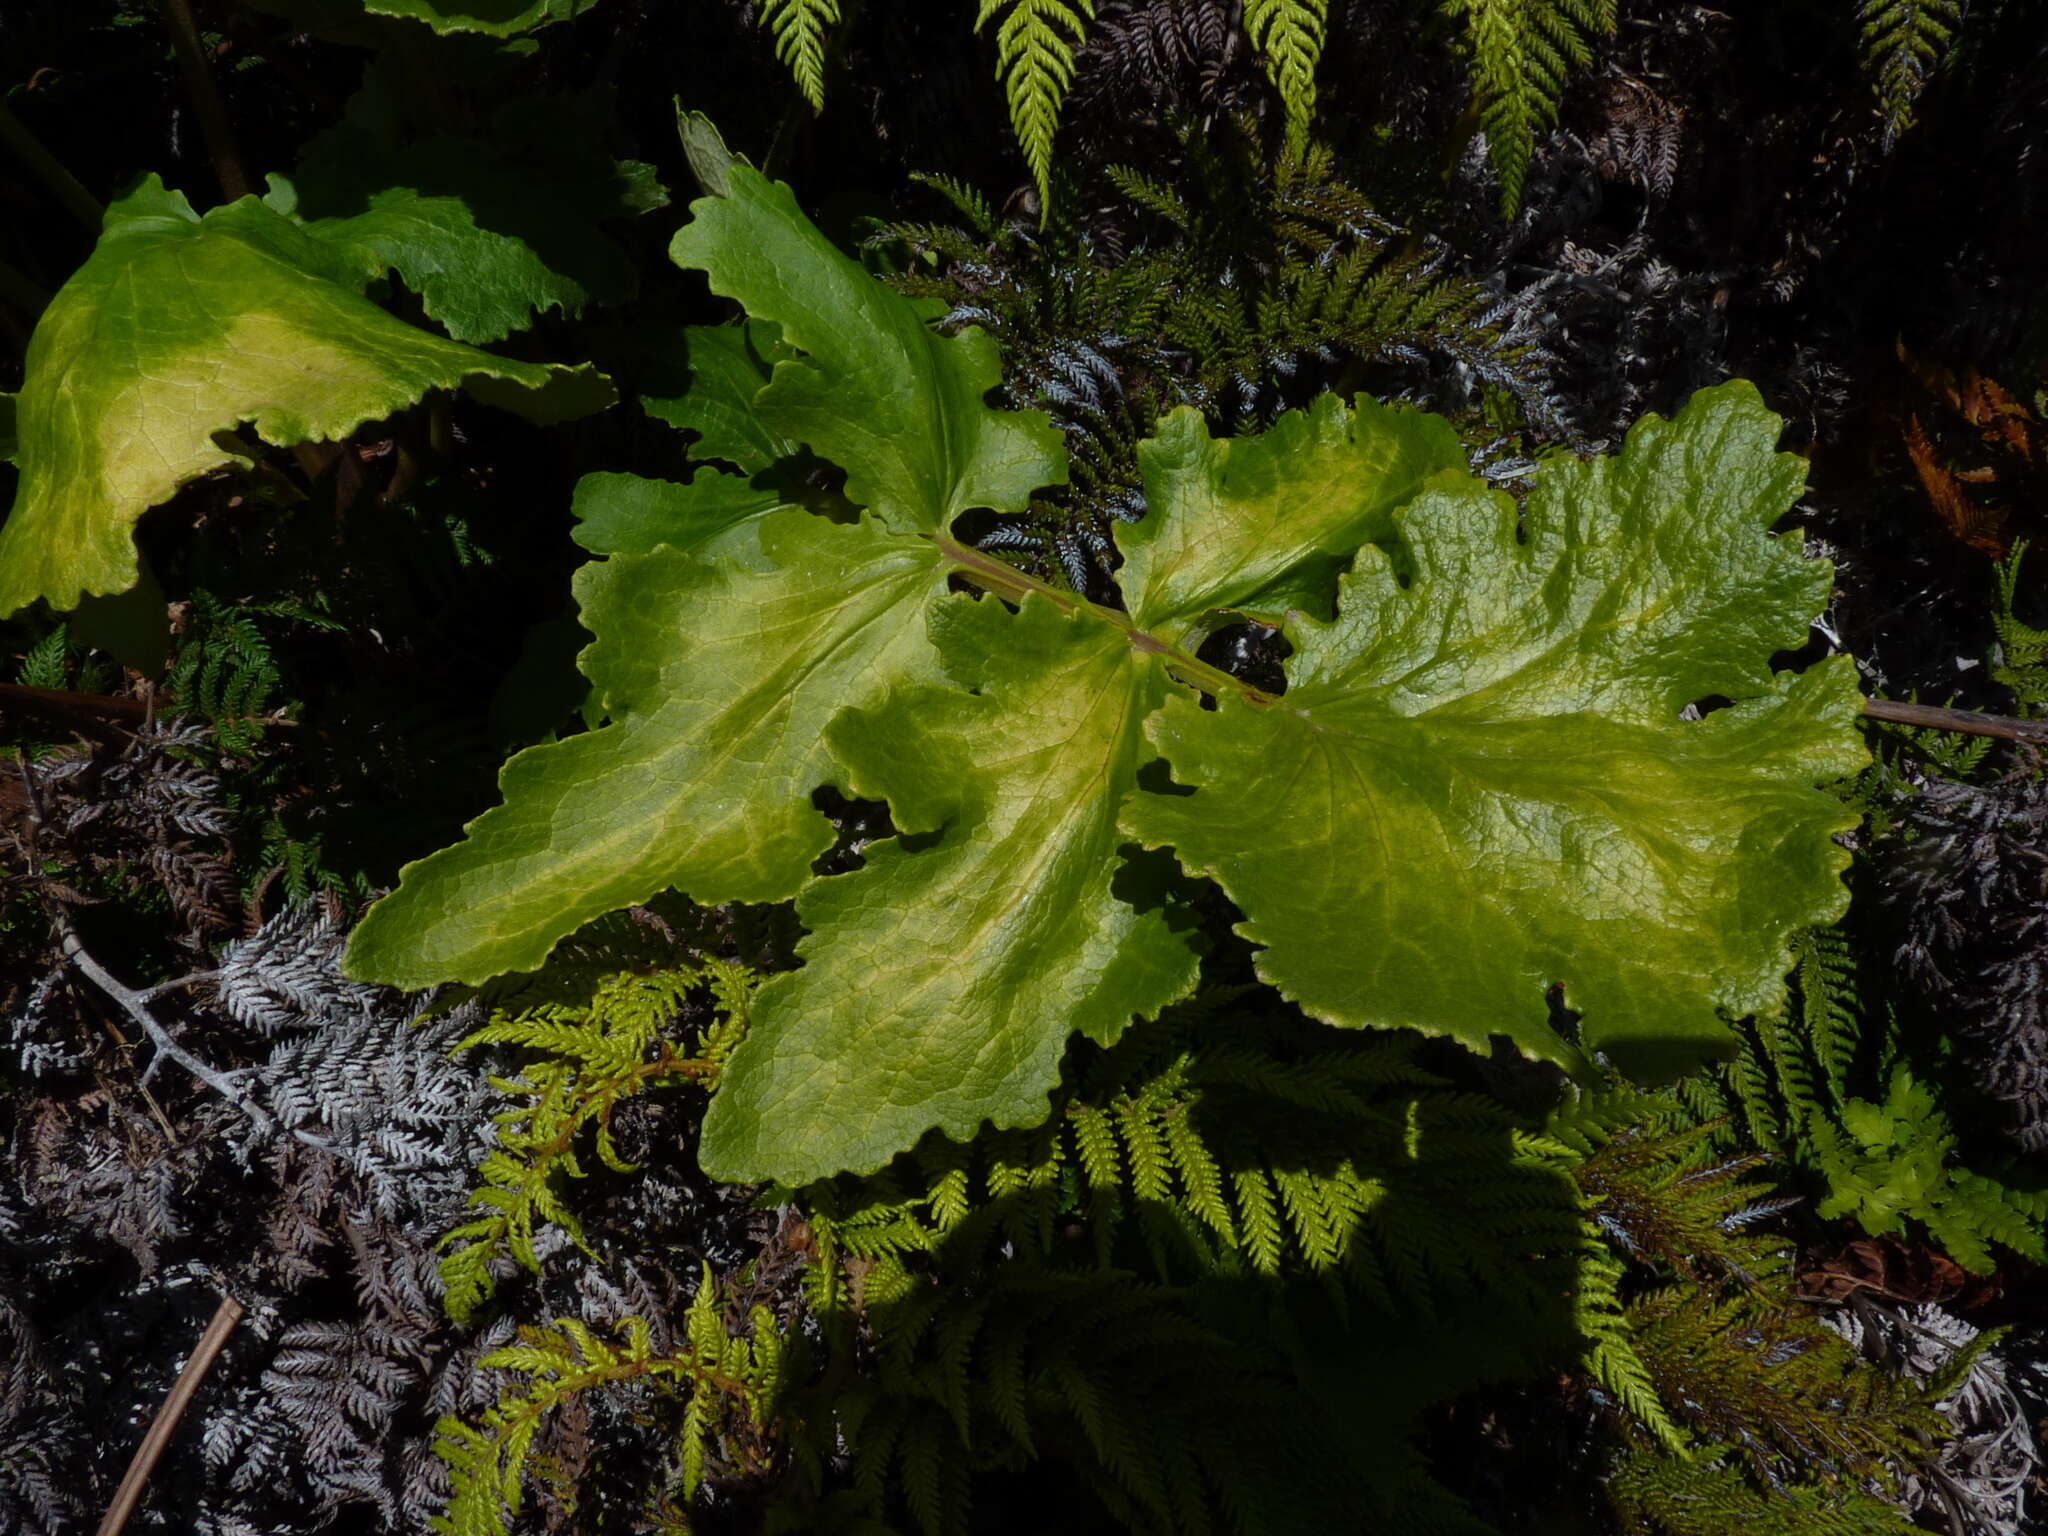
xmin=1442 ymin=0 xmax=1618 ymax=215
xmin=976 ymin=0 xmax=1097 ymax=211
xmin=1242 ymin=0 xmax=1329 ymax=155
xmin=437 ymin=963 xmax=753 ymax=1324
xmin=757 ymin=0 xmax=844 ymax=112
xmin=433 ymin=1272 xmax=788 ymax=1536
xmin=1856 ymin=0 xmax=1963 ymax=149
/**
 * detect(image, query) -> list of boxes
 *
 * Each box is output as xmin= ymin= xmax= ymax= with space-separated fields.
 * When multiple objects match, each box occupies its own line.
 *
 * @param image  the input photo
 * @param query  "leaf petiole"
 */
xmin=933 ymin=533 xmax=1276 ymax=706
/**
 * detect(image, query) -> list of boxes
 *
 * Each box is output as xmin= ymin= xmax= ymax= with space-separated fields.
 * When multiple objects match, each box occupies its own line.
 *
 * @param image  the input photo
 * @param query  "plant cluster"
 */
xmin=3 ymin=2 xmax=2046 ymax=1534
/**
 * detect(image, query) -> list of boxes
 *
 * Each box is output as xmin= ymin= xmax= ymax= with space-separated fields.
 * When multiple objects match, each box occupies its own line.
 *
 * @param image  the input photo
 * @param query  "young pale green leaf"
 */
xmin=639 ymin=323 xmax=796 ymax=472
xmin=344 ymin=510 xmax=956 ymax=987
xmin=345 ymin=166 xmax=1064 ymax=990
xmin=569 ymin=470 xmax=790 ymax=561
xmin=0 ymin=179 xmax=609 ymax=617
xmin=302 ymin=187 xmax=631 ymax=345
xmin=1124 ymin=382 xmax=1866 ymax=1077
xmin=287 ymin=84 xmax=665 ymax=344
xmin=1117 ymin=394 xmax=1465 ymax=636
xmin=700 ymin=593 xmax=1202 ymax=1184
xmin=669 ymin=165 xmax=1066 ymax=535
xmin=359 ymin=0 xmax=597 ymax=34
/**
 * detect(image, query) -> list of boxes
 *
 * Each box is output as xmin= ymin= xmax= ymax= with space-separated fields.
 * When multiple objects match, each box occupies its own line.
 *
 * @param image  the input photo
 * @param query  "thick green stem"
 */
xmin=159 ymin=0 xmax=251 ymax=204
xmin=934 ymin=534 xmax=1276 ymax=706
xmin=0 ymin=99 xmax=103 ymax=233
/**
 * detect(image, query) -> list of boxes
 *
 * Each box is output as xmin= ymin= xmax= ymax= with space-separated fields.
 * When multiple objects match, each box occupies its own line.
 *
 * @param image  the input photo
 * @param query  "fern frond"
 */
xmin=14 ymin=624 xmax=71 ymax=690
xmin=907 ymin=171 xmax=1001 ymax=240
xmin=1577 ymin=1244 xmax=1689 ymax=1452
xmin=1607 ymin=1445 xmax=1924 ymax=1534
xmin=438 ymin=964 xmax=753 ymax=1323
xmin=1443 ymin=0 xmax=1617 ymax=215
xmin=1992 ymin=540 xmax=2048 ymax=712
xmin=757 ymin=0 xmax=844 ymax=111
xmin=1242 ymin=0 xmax=1329 ymax=155
xmin=976 ymin=0 xmax=1097 ymax=211
xmin=166 ymin=591 xmax=287 ymax=753
xmin=1793 ymin=927 xmax=1860 ymax=1108
xmin=433 ymin=1274 xmax=785 ymax=1536
xmin=1856 ymin=0 xmax=1963 ymax=149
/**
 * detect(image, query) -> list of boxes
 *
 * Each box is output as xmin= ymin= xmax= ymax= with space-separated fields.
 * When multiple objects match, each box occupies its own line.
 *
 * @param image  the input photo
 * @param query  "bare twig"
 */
xmin=11 ymin=751 xmax=332 ymax=1148
xmin=136 ymin=969 xmax=222 ymax=1003
xmin=0 ymin=681 xmax=151 ymax=748
xmin=1862 ymin=697 xmax=2048 ymax=743
xmin=93 ymin=1292 xmax=244 ymax=1536
xmin=158 ymin=0 xmax=251 ymax=203
xmin=56 ymin=928 xmax=274 ymax=1126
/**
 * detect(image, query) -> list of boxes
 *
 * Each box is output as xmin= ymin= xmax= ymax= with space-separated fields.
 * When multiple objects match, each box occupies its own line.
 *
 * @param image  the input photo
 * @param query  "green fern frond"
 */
xmin=1607 ymin=1445 xmax=1924 ymax=1534
xmin=438 ymin=963 xmax=753 ymax=1324
xmin=1577 ymin=1245 xmax=1688 ymax=1453
xmin=1442 ymin=0 xmax=1617 ymax=215
xmin=907 ymin=171 xmax=1001 ymax=239
xmin=976 ymin=0 xmax=1096 ymax=212
xmin=1856 ymin=0 xmax=1963 ymax=150
xmin=14 ymin=624 xmax=71 ymax=690
xmin=1242 ymin=0 xmax=1329 ymax=156
xmin=787 ymin=997 xmax=1597 ymax=1534
xmin=757 ymin=0 xmax=844 ymax=112
xmin=434 ymin=1271 xmax=786 ymax=1536
xmin=1992 ymin=540 xmax=2048 ymax=712
xmin=1793 ymin=927 xmax=1860 ymax=1107
xmin=166 ymin=591 xmax=286 ymax=753
xmin=1811 ymin=1065 xmax=2048 ymax=1272
xmin=1103 ymin=163 xmax=1192 ymax=228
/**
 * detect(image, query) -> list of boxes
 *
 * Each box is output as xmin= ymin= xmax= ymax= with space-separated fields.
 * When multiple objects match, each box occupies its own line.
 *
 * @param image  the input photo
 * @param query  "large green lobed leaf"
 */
xmin=1124 ymin=382 xmax=1867 ymax=1076
xmin=346 ymin=157 xmax=1865 ymax=1185
xmin=345 ymin=510 xmax=957 ymax=987
xmin=669 ymin=166 xmax=1066 ymax=535
xmin=700 ymin=594 xmax=1203 ymax=1184
xmin=0 ymin=178 xmax=608 ymax=617
xmin=344 ymin=164 xmax=1067 ymax=987
xmin=699 ymin=394 xmax=1471 ymax=1180
xmin=359 ymin=0 xmax=598 ymax=34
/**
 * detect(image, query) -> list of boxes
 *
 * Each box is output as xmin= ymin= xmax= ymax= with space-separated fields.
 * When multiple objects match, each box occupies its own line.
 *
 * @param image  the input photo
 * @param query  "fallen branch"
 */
xmin=1862 ymin=698 xmax=2048 ymax=744
xmin=11 ymin=751 xmax=327 ymax=1149
xmin=57 ymin=925 xmax=278 ymax=1134
xmin=94 ymin=1292 xmax=244 ymax=1536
